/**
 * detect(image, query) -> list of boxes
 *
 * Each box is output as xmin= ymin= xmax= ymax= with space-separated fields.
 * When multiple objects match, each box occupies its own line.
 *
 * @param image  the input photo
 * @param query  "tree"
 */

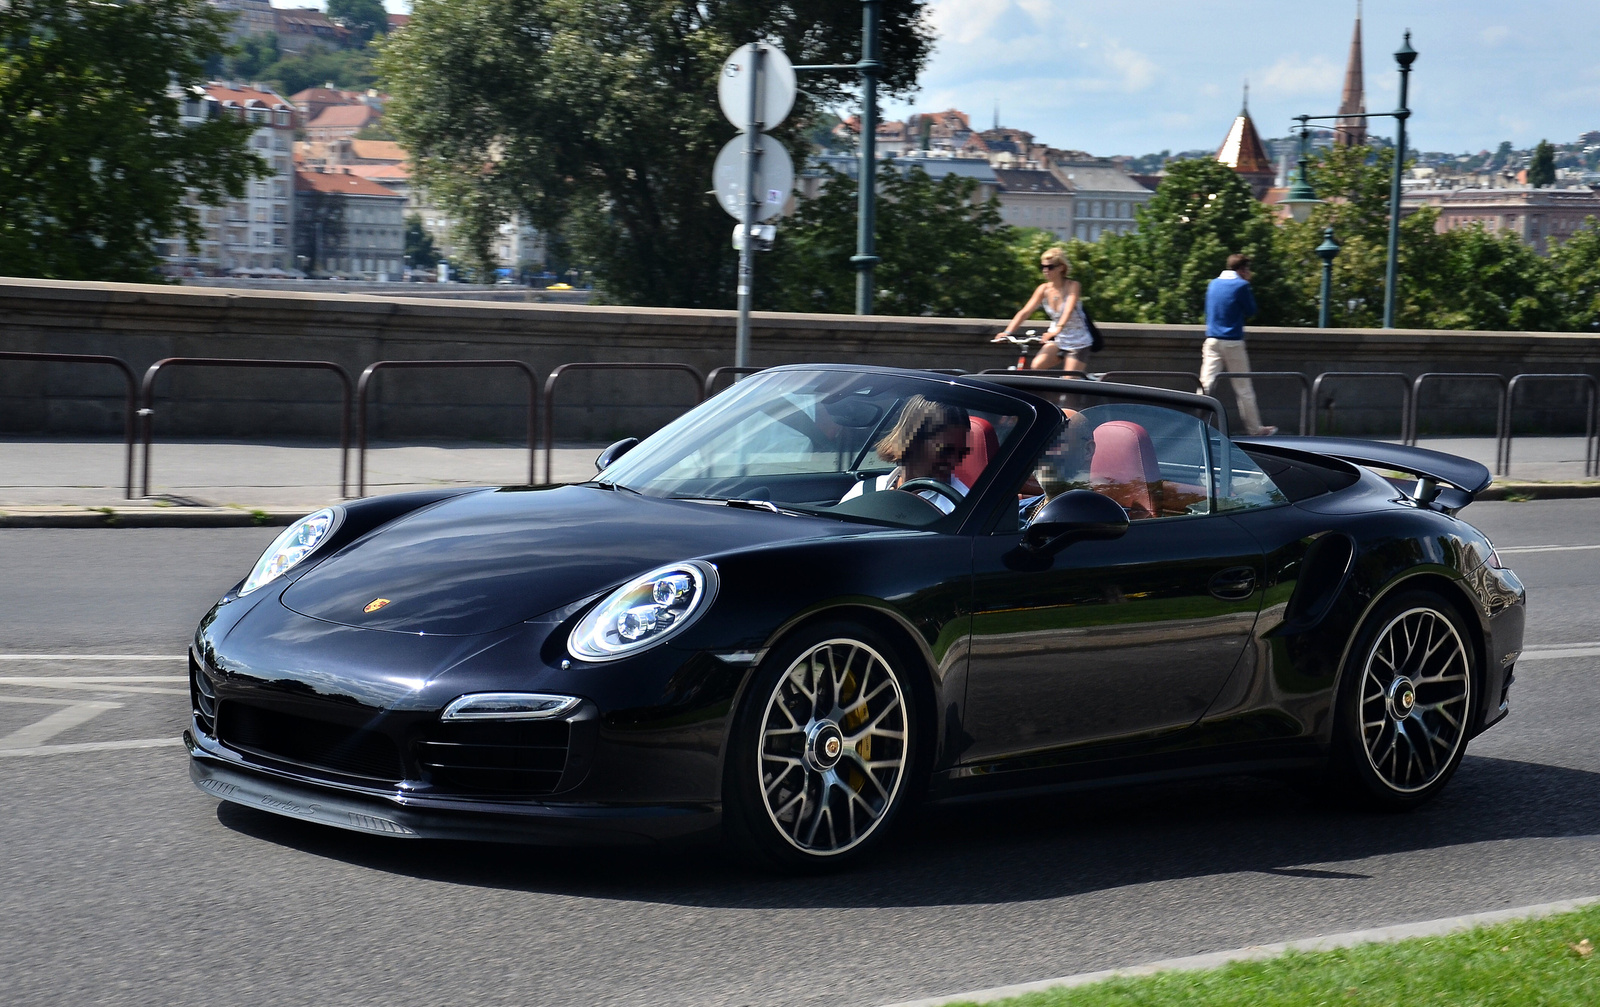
xmin=760 ymin=164 xmax=1034 ymax=317
xmin=224 ymin=38 xmax=376 ymax=95
xmin=1528 ymin=140 xmax=1556 ymax=188
xmin=1065 ymin=158 xmax=1294 ymax=325
xmin=328 ymin=0 xmax=388 ymax=47
xmin=378 ymin=0 xmax=932 ymax=307
xmin=1545 ymin=218 xmax=1600 ymax=331
xmin=294 ymin=190 xmax=345 ymax=275
xmin=404 ymin=214 xmax=441 ymax=269
xmin=0 ymin=0 xmax=271 ymax=281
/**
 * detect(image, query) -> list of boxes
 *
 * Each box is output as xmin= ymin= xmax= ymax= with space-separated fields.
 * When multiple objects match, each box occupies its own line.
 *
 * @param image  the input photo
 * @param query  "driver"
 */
xmin=840 ymin=395 xmax=972 ymax=515
xmin=1020 ymin=408 xmax=1096 ymax=524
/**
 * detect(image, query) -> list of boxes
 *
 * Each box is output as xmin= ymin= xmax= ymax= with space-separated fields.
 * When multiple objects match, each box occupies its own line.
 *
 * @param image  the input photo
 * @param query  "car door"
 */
xmin=960 ymin=403 xmax=1265 ymax=767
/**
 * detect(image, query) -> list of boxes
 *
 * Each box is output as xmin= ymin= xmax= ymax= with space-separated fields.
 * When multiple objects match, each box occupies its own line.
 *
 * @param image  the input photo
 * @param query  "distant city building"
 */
xmin=1055 ymin=161 xmax=1154 ymax=241
xmin=275 ymin=8 xmax=346 ymax=53
xmin=293 ymin=168 xmax=406 ymax=278
xmin=304 ymin=103 xmax=382 ymax=143
xmin=157 ymin=83 xmax=297 ymax=276
xmin=209 ymin=0 xmax=276 ymax=44
xmin=1215 ymin=94 xmax=1275 ymax=199
xmin=290 ymin=86 xmax=384 ymax=124
xmin=993 ymin=169 xmax=1074 ymax=241
xmin=1335 ymin=6 xmax=1367 ymax=147
xmin=1403 ymin=186 xmax=1600 ymax=256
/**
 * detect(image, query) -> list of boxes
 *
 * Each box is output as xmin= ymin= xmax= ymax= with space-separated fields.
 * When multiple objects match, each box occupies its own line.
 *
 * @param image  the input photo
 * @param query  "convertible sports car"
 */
xmin=187 ymin=366 xmax=1526 ymax=869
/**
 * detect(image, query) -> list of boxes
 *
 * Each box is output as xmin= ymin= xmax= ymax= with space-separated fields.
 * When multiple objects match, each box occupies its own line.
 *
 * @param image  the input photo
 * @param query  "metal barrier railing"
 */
xmin=356 ymin=360 xmax=539 ymax=496
xmin=705 ymin=365 xmax=767 ymax=397
xmin=140 ymin=357 xmax=353 ymax=498
xmin=1407 ymin=372 xmax=1508 ymax=474
xmin=542 ymin=363 xmax=704 ymax=484
xmin=1 ymin=350 xmax=139 ymax=499
xmin=977 ymin=368 xmax=1090 ymax=378
xmin=1504 ymin=373 xmax=1599 ymax=478
xmin=1098 ymin=370 xmax=1203 ymax=393
xmin=1210 ymin=371 xmax=1311 ymax=436
xmin=1310 ymin=371 xmax=1413 ymax=440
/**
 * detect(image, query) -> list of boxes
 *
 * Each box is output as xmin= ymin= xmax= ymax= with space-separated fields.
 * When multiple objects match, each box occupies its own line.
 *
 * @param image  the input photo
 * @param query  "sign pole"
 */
xmin=851 ymin=0 xmax=881 ymax=315
xmin=735 ymin=46 xmax=765 ymax=370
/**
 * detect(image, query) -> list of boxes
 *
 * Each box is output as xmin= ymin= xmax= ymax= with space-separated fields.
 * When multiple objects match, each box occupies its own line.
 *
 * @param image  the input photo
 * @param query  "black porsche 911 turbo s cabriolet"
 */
xmin=187 ymin=365 xmax=1525 ymax=869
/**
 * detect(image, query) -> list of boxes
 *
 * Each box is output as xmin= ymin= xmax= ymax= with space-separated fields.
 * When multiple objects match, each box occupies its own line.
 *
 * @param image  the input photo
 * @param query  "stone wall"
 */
xmin=2 ymin=277 xmax=1597 ymax=441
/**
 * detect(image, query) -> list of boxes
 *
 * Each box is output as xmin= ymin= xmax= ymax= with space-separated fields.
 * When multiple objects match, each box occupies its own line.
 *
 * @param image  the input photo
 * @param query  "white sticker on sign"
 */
xmin=767 ymin=189 xmax=782 ymax=204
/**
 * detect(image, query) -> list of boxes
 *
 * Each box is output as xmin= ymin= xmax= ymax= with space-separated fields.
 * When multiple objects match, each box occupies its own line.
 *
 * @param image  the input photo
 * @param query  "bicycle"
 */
xmin=991 ymin=329 xmax=1089 ymax=376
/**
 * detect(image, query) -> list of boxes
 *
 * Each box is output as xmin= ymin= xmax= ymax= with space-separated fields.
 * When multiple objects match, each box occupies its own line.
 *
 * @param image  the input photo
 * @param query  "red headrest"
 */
xmin=1090 ymin=420 xmax=1161 ymax=517
xmin=954 ymin=416 xmax=999 ymax=488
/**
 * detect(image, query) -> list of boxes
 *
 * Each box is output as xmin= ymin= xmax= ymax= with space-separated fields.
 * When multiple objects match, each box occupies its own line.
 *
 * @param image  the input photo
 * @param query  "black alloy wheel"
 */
xmin=1331 ymin=589 xmax=1478 ymax=809
xmin=725 ymin=621 xmax=918 ymax=871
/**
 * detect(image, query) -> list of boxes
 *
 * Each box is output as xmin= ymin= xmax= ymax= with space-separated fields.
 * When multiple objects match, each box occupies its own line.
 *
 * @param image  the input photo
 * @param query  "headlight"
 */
xmin=568 ymin=561 xmax=719 ymax=662
xmin=239 ymin=508 xmax=340 ymax=596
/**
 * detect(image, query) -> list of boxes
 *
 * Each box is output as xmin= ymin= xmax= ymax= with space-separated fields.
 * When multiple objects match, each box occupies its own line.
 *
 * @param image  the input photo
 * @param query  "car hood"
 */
xmin=279 ymin=485 xmax=845 ymax=636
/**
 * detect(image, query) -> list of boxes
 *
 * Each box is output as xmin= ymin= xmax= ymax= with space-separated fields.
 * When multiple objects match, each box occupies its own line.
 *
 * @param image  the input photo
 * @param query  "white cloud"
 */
xmin=1480 ymin=25 xmax=1511 ymax=45
xmin=1257 ymin=55 xmax=1342 ymax=98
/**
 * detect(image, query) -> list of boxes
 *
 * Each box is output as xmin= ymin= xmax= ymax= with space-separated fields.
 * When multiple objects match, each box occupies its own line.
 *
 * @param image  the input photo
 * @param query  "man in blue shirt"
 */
xmin=1202 ymin=253 xmax=1276 ymax=436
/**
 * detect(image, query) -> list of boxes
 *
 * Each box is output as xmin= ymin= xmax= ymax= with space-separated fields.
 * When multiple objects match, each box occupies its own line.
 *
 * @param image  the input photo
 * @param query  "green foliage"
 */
xmin=223 ymin=36 xmax=376 ymax=95
xmin=404 ymin=214 xmax=441 ymax=269
xmin=1528 ymin=140 xmax=1556 ymax=188
xmin=328 ymin=0 xmax=389 ymax=46
xmin=951 ymin=902 xmax=1600 ymax=1007
xmin=1064 ymin=158 xmax=1292 ymax=324
xmin=0 ymin=0 xmax=271 ymax=281
xmin=353 ymin=120 xmax=397 ymax=141
xmin=1546 ymin=219 xmax=1600 ymax=331
xmin=760 ymin=164 xmax=1034 ymax=317
xmin=378 ymin=0 xmax=932 ymax=307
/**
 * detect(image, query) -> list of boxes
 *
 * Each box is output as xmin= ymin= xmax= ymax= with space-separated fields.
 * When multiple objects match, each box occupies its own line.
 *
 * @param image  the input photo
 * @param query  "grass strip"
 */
xmin=952 ymin=902 xmax=1599 ymax=1007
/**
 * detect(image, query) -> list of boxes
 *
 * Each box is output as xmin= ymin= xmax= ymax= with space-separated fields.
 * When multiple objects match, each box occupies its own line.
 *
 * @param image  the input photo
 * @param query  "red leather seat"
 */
xmin=954 ymin=416 xmax=999 ymax=489
xmin=1090 ymin=420 xmax=1161 ymax=519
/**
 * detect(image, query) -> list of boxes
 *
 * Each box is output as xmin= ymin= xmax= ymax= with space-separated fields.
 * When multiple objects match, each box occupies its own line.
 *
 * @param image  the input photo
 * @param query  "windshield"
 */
xmin=596 ymin=368 xmax=1035 ymax=528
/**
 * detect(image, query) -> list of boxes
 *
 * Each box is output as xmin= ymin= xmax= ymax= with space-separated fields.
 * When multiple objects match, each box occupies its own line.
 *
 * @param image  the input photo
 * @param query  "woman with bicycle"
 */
xmin=994 ymin=247 xmax=1093 ymax=373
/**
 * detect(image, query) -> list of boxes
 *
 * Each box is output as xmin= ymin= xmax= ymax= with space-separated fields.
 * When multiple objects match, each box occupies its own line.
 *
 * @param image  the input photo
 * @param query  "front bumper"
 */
xmin=187 ymin=730 xmax=720 ymax=846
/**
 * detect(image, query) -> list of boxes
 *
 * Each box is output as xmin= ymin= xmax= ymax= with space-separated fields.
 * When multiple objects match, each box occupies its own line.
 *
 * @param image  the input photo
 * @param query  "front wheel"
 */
xmin=724 ymin=623 xmax=918 ymax=871
xmin=1331 ymin=590 xmax=1478 ymax=809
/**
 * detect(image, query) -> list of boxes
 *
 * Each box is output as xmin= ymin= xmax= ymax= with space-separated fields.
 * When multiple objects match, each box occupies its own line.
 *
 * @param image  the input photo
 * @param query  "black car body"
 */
xmin=187 ymin=367 xmax=1526 ymax=867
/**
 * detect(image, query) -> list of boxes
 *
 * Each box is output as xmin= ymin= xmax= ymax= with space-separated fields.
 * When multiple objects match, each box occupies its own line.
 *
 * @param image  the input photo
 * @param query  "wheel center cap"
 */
xmin=1389 ymin=677 xmax=1418 ymax=719
xmin=805 ymin=722 xmax=845 ymax=771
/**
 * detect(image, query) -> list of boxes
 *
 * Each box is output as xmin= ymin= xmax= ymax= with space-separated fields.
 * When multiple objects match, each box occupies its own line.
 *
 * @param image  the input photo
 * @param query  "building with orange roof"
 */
xmin=294 ymin=168 xmax=407 ymax=278
xmin=157 ymin=83 xmax=299 ymax=276
xmin=305 ymin=103 xmax=383 ymax=143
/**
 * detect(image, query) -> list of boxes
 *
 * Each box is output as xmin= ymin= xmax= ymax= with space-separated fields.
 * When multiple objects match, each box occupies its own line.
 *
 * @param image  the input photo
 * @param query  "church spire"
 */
xmin=1336 ymin=1 xmax=1367 ymax=147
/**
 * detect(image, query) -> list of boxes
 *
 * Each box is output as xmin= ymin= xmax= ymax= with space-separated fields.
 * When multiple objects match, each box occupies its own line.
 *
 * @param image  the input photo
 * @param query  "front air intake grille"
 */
xmin=416 ymin=720 xmax=570 ymax=796
xmin=217 ymin=702 xmax=404 ymax=783
xmin=190 ymin=653 xmax=217 ymax=737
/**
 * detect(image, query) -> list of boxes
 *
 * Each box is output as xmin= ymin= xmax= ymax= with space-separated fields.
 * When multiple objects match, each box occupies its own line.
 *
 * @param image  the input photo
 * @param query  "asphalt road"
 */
xmin=2 ymin=501 xmax=1598 ymax=1007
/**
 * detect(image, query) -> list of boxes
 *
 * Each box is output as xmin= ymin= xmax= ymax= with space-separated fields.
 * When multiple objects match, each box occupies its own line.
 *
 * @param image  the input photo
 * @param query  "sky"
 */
xmin=286 ymin=1 xmax=1598 ymax=158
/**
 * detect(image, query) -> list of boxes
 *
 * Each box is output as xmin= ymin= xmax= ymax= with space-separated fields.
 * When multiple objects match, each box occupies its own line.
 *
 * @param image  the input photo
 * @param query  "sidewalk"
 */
xmin=1 ymin=435 xmax=1596 ymax=526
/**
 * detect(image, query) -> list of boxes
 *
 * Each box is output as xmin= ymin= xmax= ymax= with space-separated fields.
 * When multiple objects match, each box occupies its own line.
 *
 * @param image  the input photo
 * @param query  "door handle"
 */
xmin=1209 ymin=566 xmax=1257 ymax=601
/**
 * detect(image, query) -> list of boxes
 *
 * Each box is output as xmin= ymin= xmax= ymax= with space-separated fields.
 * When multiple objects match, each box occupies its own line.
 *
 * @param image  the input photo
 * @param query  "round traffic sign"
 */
xmin=718 ymin=43 xmax=796 ymax=130
xmin=712 ymin=134 xmax=794 ymax=222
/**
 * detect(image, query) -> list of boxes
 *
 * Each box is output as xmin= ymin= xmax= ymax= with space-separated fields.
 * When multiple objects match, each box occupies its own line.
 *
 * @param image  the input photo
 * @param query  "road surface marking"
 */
xmin=0 ymin=701 xmax=121 ymax=750
xmin=0 ymin=654 xmax=184 ymax=662
xmin=1518 ymin=643 xmax=1600 ymax=661
xmin=0 ymin=737 xmax=183 ymax=758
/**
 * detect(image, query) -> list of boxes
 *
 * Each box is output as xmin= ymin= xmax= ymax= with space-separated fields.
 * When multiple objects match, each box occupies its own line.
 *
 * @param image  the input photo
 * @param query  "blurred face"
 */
xmin=904 ymin=423 xmax=970 ymax=482
xmin=1037 ymin=418 xmax=1095 ymax=496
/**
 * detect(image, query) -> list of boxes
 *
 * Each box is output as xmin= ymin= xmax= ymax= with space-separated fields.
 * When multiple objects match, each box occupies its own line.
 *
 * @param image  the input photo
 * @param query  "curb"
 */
xmin=880 ymin=895 xmax=1600 ymax=1007
xmin=1480 ymin=481 xmax=1600 ymax=501
xmin=0 ymin=507 xmax=303 ymax=528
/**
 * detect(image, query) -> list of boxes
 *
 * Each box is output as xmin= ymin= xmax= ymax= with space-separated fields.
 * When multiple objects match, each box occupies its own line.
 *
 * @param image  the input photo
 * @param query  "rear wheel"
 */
xmin=1331 ymin=590 xmax=1477 ymax=809
xmin=725 ymin=622 xmax=917 ymax=871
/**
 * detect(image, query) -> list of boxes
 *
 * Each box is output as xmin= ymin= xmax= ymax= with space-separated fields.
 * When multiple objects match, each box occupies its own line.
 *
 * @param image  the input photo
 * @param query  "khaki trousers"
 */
xmin=1200 ymin=337 xmax=1266 ymax=434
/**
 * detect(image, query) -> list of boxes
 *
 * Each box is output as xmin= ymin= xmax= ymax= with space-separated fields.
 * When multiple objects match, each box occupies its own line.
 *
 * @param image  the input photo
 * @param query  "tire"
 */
xmin=724 ymin=621 xmax=919 ymax=871
xmin=1330 ymin=589 xmax=1479 ymax=810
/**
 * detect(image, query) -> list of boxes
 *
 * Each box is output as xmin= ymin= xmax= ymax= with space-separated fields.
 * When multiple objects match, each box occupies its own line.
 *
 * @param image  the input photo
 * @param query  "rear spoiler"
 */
xmin=1236 ymin=436 xmax=1491 ymax=514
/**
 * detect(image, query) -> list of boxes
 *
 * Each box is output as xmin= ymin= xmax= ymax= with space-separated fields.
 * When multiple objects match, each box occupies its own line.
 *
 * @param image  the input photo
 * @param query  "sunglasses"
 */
xmin=1040 ymin=262 xmax=1063 ymax=271
xmin=931 ymin=442 xmax=970 ymax=460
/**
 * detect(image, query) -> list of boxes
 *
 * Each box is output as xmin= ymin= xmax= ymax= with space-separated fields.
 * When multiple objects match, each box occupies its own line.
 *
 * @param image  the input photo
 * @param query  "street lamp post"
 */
xmin=1291 ymin=30 xmax=1416 ymax=329
xmin=793 ymin=0 xmax=882 ymax=315
xmin=1315 ymin=228 xmax=1341 ymax=328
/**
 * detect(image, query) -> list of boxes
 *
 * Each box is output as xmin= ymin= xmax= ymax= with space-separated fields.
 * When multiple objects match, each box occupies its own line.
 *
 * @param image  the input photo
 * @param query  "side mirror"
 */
xmin=1022 ymin=490 xmax=1130 ymax=554
xmin=594 ymin=437 xmax=639 ymax=473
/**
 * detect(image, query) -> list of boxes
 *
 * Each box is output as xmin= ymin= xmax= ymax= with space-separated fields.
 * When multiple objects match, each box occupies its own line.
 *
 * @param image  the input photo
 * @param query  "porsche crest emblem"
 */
xmin=363 ymin=598 xmax=392 ymax=614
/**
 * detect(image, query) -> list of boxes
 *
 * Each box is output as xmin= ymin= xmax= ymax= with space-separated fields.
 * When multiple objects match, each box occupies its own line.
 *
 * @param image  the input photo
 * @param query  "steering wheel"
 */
xmin=896 ymin=477 xmax=965 ymax=507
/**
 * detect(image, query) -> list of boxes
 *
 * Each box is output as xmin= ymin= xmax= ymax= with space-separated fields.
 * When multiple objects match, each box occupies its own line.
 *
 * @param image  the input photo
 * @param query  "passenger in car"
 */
xmin=840 ymin=395 xmax=973 ymax=514
xmin=1020 ymin=409 xmax=1097 ymax=524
